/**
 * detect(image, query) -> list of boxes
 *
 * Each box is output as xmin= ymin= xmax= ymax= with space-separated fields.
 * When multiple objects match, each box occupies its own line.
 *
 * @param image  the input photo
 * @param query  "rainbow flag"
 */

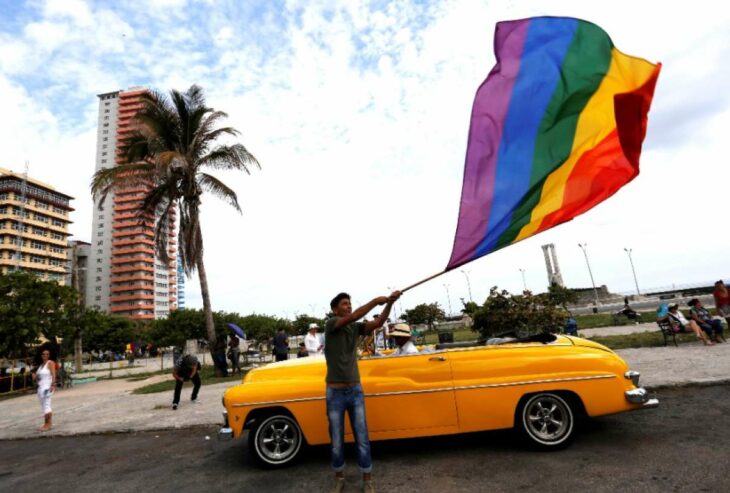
xmin=447 ymin=17 xmax=660 ymax=271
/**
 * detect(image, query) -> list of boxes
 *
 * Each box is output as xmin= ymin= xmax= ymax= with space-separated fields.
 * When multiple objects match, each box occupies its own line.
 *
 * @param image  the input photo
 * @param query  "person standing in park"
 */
xmin=713 ymin=281 xmax=730 ymax=327
xmin=273 ymin=328 xmax=290 ymax=362
xmin=325 ymin=290 xmax=401 ymax=493
xmin=304 ymin=323 xmax=324 ymax=357
xmin=228 ymin=334 xmax=241 ymax=374
xmin=32 ymin=348 xmax=56 ymax=431
xmin=172 ymin=353 xmax=201 ymax=410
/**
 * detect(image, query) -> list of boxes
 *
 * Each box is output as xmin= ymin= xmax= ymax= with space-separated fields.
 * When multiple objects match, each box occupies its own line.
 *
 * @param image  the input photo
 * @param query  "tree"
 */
xmin=292 ymin=314 xmax=326 ymax=335
xmin=402 ymin=303 xmax=446 ymax=330
xmin=0 ymin=271 xmax=77 ymax=357
xmin=90 ymin=85 xmax=259 ymax=366
xmin=460 ymin=300 xmax=480 ymax=317
xmin=547 ymin=284 xmax=579 ymax=310
xmin=472 ymin=287 xmax=568 ymax=340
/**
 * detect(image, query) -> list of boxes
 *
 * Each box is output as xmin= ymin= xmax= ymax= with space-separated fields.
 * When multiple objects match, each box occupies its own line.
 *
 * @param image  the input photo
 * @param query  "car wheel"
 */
xmin=518 ymin=392 xmax=575 ymax=449
xmin=248 ymin=414 xmax=303 ymax=467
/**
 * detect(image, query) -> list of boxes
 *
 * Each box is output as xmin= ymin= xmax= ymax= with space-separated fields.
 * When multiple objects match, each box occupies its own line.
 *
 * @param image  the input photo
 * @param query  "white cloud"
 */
xmin=1 ymin=0 xmax=729 ymax=318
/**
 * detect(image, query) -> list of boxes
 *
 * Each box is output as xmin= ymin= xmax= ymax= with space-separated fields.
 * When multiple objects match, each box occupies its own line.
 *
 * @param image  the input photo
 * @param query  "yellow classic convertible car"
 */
xmin=219 ymin=334 xmax=657 ymax=466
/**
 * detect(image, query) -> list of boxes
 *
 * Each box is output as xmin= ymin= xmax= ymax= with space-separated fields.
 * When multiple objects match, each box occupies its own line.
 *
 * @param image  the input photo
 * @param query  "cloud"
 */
xmin=1 ymin=0 xmax=729 ymax=318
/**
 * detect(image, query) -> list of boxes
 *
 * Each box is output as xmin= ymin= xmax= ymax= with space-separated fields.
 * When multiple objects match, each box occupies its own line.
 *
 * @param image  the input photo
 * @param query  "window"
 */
xmin=98 ymin=214 xmax=104 ymax=220
xmin=96 ymin=268 xmax=102 ymax=273
xmin=97 ymin=258 xmax=102 ymax=263
xmin=101 ymin=159 xmax=107 ymax=164
xmin=101 ymin=152 xmax=107 ymax=157
xmin=97 ymin=240 xmax=103 ymax=246
xmin=104 ymin=108 xmax=110 ymax=113
xmin=97 ymin=249 xmax=103 ymax=254
xmin=96 ymin=276 xmax=101 ymax=282
xmin=103 ymin=130 xmax=108 ymax=135
xmin=96 ymin=286 xmax=102 ymax=292
xmin=97 ymin=232 xmax=103 ymax=237
xmin=103 ymin=137 xmax=108 ymax=142
xmin=95 ymin=295 xmax=101 ymax=301
xmin=97 ymin=222 xmax=104 ymax=228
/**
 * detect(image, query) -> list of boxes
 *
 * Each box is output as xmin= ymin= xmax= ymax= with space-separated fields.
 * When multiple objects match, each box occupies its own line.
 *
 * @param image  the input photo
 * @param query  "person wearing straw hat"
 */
xmin=389 ymin=323 xmax=419 ymax=356
xmin=304 ymin=323 xmax=324 ymax=357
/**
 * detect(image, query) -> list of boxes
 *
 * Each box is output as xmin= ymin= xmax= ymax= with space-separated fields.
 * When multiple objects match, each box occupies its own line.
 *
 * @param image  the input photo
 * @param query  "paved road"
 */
xmin=2 ymin=384 xmax=728 ymax=493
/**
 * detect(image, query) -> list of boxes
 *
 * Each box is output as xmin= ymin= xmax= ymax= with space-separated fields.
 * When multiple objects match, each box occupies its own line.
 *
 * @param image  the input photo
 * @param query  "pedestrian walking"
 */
xmin=32 ymin=348 xmax=56 ymax=431
xmin=325 ymin=290 xmax=401 ymax=493
xmin=172 ymin=354 xmax=201 ymax=410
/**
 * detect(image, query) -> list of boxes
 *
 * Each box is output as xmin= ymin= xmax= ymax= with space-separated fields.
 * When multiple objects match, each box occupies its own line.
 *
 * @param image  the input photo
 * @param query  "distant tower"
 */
xmin=542 ymin=243 xmax=564 ymax=287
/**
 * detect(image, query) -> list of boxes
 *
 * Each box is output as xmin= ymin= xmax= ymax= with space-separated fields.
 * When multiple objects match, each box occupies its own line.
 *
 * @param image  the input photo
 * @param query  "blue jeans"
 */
xmin=326 ymin=384 xmax=372 ymax=473
xmin=699 ymin=319 xmax=724 ymax=337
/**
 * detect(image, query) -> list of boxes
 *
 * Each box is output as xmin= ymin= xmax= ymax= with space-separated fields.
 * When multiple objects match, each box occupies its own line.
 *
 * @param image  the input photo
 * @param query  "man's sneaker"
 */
xmin=330 ymin=477 xmax=345 ymax=493
xmin=191 ymin=399 xmax=201 ymax=404
xmin=362 ymin=480 xmax=375 ymax=493
xmin=172 ymin=403 xmax=178 ymax=410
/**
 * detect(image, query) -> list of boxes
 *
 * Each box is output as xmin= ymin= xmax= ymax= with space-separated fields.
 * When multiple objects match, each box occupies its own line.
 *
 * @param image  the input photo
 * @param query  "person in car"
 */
xmin=388 ymin=324 xmax=419 ymax=356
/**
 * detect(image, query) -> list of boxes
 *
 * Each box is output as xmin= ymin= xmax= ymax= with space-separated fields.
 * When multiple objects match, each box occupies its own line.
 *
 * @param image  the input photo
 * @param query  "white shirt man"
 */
xmin=304 ymin=323 xmax=324 ymax=357
xmin=389 ymin=324 xmax=419 ymax=356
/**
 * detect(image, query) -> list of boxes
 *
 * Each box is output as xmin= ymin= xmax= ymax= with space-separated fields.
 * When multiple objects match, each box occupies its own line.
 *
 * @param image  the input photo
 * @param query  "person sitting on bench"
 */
xmin=688 ymin=299 xmax=725 ymax=343
xmin=666 ymin=303 xmax=713 ymax=345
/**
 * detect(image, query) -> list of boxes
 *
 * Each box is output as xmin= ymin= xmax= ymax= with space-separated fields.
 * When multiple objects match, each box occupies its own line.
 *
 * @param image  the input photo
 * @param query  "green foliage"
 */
xmin=79 ymin=311 xmax=137 ymax=353
xmin=402 ymin=303 xmax=446 ymax=329
xmin=472 ymin=287 xmax=568 ymax=340
xmin=547 ymin=284 xmax=579 ymax=309
xmin=146 ymin=308 xmax=291 ymax=349
xmin=460 ymin=300 xmax=480 ymax=317
xmin=292 ymin=314 xmax=326 ymax=335
xmin=0 ymin=271 xmax=78 ymax=357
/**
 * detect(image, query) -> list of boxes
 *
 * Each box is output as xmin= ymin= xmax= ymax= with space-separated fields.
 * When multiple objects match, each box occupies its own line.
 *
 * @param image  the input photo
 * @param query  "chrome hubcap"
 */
xmin=258 ymin=417 xmax=300 ymax=461
xmin=524 ymin=395 xmax=571 ymax=443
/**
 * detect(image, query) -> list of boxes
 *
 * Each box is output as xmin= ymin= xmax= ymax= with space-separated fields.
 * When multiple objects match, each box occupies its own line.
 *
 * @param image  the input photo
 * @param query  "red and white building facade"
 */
xmin=86 ymin=88 xmax=177 ymax=320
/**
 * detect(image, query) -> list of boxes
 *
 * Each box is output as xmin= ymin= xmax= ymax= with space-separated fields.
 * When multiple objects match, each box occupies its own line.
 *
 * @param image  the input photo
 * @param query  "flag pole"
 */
xmin=400 ymin=270 xmax=448 ymax=293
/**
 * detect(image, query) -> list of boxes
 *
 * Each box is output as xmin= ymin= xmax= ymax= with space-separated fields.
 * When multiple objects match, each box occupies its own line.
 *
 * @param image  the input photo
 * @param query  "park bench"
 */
xmin=656 ymin=318 xmax=678 ymax=347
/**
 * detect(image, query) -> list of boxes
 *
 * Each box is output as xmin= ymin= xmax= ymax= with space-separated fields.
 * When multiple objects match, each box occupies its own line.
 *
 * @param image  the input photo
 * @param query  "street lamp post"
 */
xmin=578 ymin=243 xmax=600 ymax=306
xmin=460 ymin=269 xmax=473 ymax=302
xmin=387 ymin=286 xmax=399 ymax=320
xmin=518 ymin=268 xmax=528 ymax=292
xmin=624 ymin=248 xmax=641 ymax=296
xmin=443 ymin=283 xmax=453 ymax=316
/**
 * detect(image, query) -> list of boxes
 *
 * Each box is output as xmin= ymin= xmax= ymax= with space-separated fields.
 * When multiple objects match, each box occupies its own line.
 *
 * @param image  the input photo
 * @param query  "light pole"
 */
xmin=578 ymin=243 xmax=599 ymax=306
xmin=460 ymin=269 xmax=473 ymax=302
xmin=624 ymin=248 xmax=641 ymax=296
xmin=387 ymin=286 xmax=399 ymax=320
xmin=443 ymin=283 xmax=452 ymax=316
xmin=518 ymin=268 xmax=528 ymax=292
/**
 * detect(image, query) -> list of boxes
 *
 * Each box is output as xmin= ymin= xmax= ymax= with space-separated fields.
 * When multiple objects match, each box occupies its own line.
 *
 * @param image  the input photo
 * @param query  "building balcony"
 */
xmin=112 ymin=239 xmax=155 ymax=249
xmin=111 ymin=265 xmax=154 ymax=274
xmin=110 ymin=293 xmax=154 ymax=303
xmin=111 ymin=304 xmax=154 ymax=314
xmin=111 ymin=273 xmax=154 ymax=283
xmin=111 ymin=255 xmax=154 ymax=265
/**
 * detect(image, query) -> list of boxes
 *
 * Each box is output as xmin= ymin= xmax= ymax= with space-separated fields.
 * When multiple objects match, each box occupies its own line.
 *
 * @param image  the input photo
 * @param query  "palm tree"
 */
xmin=91 ymin=85 xmax=259 ymax=364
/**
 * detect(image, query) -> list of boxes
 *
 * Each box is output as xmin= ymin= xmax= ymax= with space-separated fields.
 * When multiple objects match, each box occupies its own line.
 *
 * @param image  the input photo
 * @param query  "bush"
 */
xmin=472 ymin=287 xmax=567 ymax=340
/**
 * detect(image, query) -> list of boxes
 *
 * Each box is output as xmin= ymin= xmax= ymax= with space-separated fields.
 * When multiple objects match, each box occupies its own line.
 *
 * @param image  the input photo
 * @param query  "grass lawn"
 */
xmin=131 ymin=366 xmax=247 ymax=395
xmin=584 ymin=331 xmax=703 ymax=350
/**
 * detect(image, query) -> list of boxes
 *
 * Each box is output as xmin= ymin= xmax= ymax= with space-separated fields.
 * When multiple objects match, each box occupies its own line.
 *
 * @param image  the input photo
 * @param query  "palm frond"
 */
xmin=197 ymin=143 xmax=260 ymax=173
xmin=90 ymin=162 xmax=155 ymax=207
xmin=197 ymin=173 xmax=241 ymax=213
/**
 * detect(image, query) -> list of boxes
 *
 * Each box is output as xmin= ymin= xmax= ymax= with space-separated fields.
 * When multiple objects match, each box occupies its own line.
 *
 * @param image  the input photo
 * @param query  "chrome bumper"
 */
xmin=625 ymin=387 xmax=659 ymax=409
xmin=218 ymin=411 xmax=233 ymax=441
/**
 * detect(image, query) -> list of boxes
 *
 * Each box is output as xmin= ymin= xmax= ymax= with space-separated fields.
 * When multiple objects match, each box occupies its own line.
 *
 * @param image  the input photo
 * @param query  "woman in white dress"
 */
xmin=32 ymin=349 xmax=56 ymax=431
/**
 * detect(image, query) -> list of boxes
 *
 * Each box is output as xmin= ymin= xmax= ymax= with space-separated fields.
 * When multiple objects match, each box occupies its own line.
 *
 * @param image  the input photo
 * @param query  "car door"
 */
xmin=358 ymin=350 xmax=458 ymax=438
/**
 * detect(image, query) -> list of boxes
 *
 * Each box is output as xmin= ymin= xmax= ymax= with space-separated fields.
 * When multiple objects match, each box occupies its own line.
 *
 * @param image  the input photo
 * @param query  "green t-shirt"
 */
xmin=324 ymin=317 xmax=366 ymax=384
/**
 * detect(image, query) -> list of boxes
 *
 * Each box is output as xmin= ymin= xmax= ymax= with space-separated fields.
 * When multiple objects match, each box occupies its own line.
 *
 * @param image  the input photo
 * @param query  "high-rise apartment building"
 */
xmin=0 ymin=167 xmax=73 ymax=283
xmin=86 ymin=88 xmax=177 ymax=320
xmin=66 ymin=239 xmax=90 ymax=304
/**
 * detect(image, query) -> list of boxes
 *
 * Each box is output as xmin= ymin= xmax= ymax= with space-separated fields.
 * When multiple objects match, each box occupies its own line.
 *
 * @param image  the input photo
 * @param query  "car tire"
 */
xmin=248 ymin=413 xmax=303 ymax=467
xmin=517 ymin=392 xmax=575 ymax=450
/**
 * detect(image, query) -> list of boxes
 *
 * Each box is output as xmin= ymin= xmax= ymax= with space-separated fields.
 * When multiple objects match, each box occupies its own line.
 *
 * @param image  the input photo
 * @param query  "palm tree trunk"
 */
xmin=195 ymin=249 xmax=219 ymax=375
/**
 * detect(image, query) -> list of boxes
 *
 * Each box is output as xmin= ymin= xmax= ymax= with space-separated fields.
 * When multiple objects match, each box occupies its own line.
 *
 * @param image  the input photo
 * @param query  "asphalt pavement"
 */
xmin=2 ymin=383 xmax=729 ymax=493
xmin=1 ymin=324 xmax=729 ymax=441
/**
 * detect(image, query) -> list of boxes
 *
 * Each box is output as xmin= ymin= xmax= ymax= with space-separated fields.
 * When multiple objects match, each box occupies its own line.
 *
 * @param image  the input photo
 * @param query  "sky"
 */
xmin=1 ymin=0 xmax=729 ymax=319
